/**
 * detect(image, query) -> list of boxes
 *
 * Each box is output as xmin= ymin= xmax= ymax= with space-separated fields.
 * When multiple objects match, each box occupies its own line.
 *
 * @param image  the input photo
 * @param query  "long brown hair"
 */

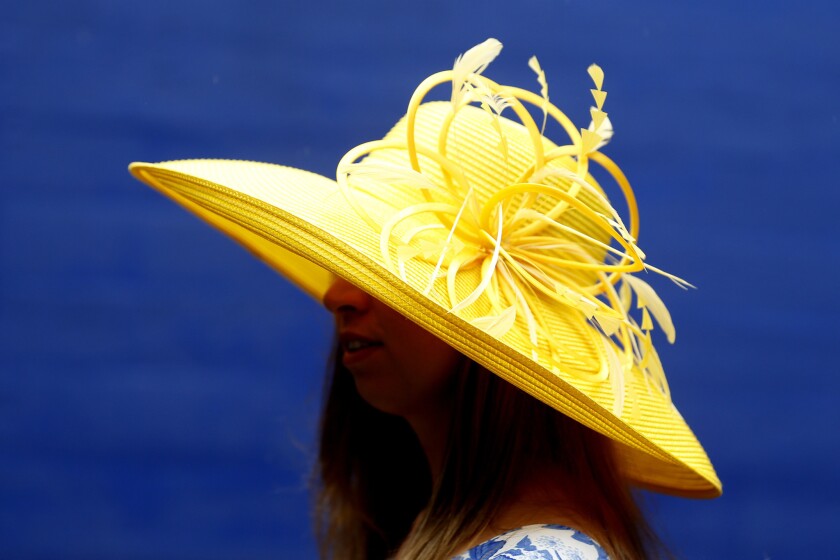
xmin=314 ymin=346 xmax=666 ymax=559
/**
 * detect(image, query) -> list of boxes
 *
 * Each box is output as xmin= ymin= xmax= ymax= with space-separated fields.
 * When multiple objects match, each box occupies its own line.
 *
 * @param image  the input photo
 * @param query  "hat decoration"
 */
xmin=336 ymin=39 xmax=687 ymax=419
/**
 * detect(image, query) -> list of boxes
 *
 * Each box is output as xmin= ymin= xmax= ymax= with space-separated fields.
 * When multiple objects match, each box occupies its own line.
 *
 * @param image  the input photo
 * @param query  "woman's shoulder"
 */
xmin=451 ymin=523 xmax=609 ymax=560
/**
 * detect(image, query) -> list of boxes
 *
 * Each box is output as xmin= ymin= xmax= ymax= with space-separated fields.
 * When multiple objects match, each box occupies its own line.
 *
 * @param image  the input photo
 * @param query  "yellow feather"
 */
xmin=471 ymin=305 xmax=517 ymax=338
xmin=528 ymin=55 xmax=549 ymax=133
xmin=624 ymin=274 xmax=676 ymax=343
xmin=451 ymin=38 xmax=503 ymax=108
xmin=587 ymin=64 xmax=605 ymax=91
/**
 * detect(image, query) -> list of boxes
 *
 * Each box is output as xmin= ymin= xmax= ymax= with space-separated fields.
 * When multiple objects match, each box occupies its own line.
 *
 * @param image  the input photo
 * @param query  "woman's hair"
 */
xmin=314 ymin=345 xmax=665 ymax=560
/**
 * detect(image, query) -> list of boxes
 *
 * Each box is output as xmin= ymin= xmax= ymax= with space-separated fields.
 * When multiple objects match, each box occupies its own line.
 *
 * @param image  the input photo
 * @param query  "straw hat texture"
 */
xmin=130 ymin=39 xmax=721 ymax=498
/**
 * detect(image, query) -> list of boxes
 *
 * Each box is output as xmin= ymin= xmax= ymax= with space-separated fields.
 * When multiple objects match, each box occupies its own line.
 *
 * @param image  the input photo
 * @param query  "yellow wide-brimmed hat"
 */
xmin=130 ymin=39 xmax=721 ymax=498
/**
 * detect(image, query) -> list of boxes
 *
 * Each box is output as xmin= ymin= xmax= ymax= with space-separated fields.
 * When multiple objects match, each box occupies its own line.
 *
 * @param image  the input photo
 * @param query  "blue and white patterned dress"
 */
xmin=451 ymin=524 xmax=609 ymax=559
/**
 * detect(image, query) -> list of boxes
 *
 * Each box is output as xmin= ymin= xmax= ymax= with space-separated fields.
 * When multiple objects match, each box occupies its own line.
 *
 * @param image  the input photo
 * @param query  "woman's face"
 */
xmin=323 ymin=277 xmax=461 ymax=419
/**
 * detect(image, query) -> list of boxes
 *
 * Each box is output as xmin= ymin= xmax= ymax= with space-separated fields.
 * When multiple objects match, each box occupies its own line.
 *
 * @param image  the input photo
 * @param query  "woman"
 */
xmin=319 ymin=277 xmax=657 ymax=559
xmin=131 ymin=38 xmax=721 ymax=559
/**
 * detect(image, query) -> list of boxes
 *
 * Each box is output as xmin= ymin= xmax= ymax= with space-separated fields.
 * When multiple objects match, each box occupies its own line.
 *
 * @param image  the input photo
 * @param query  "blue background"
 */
xmin=2 ymin=1 xmax=838 ymax=558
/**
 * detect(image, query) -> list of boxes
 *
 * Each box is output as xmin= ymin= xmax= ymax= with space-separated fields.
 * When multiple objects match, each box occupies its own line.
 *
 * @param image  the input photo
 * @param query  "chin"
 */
xmin=352 ymin=376 xmax=407 ymax=416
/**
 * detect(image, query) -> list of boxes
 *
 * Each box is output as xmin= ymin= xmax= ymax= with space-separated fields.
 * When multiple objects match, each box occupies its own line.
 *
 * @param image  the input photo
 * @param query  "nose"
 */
xmin=322 ymin=277 xmax=372 ymax=315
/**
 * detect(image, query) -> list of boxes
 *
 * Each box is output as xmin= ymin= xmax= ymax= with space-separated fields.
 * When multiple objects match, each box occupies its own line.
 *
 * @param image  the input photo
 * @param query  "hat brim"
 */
xmin=130 ymin=158 xmax=721 ymax=498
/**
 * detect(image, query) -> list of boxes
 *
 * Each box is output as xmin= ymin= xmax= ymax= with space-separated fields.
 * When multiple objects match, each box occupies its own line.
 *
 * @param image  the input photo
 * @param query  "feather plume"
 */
xmin=471 ymin=305 xmax=517 ymax=337
xmin=640 ymin=307 xmax=654 ymax=331
xmin=450 ymin=204 xmax=504 ymax=313
xmin=480 ymin=92 xmax=511 ymax=115
xmin=342 ymin=161 xmax=450 ymax=197
xmin=619 ymin=278 xmax=632 ymax=312
xmin=587 ymin=64 xmax=605 ymax=90
xmin=480 ymin=94 xmax=511 ymax=163
xmin=593 ymin=313 xmax=623 ymax=337
xmin=623 ymin=274 xmax=676 ymax=343
xmin=340 ymin=45 xmax=688 ymax=395
xmin=451 ymin=38 xmax=503 ymax=108
xmin=424 ymin=187 xmax=476 ymax=296
xmin=528 ymin=55 xmax=549 ymax=133
xmin=555 ymin=283 xmax=599 ymax=318
xmin=587 ymin=110 xmax=614 ymax=150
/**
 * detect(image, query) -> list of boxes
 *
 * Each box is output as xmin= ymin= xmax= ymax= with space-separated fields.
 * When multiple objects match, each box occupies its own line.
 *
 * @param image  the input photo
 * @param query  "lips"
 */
xmin=346 ymin=339 xmax=379 ymax=351
xmin=339 ymin=332 xmax=383 ymax=366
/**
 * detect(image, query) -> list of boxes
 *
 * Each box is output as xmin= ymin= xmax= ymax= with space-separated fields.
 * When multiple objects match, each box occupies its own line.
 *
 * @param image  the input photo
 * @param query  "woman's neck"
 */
xmin=403 ymin=402 xmax=451 ymax=480
xmin=453 ymin=467 xmax=596 ymax=553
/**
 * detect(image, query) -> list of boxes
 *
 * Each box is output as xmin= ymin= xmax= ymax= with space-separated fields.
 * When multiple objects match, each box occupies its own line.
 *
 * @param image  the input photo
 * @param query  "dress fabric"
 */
xmin=451 ymin=524 xmax=609 ymax=559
